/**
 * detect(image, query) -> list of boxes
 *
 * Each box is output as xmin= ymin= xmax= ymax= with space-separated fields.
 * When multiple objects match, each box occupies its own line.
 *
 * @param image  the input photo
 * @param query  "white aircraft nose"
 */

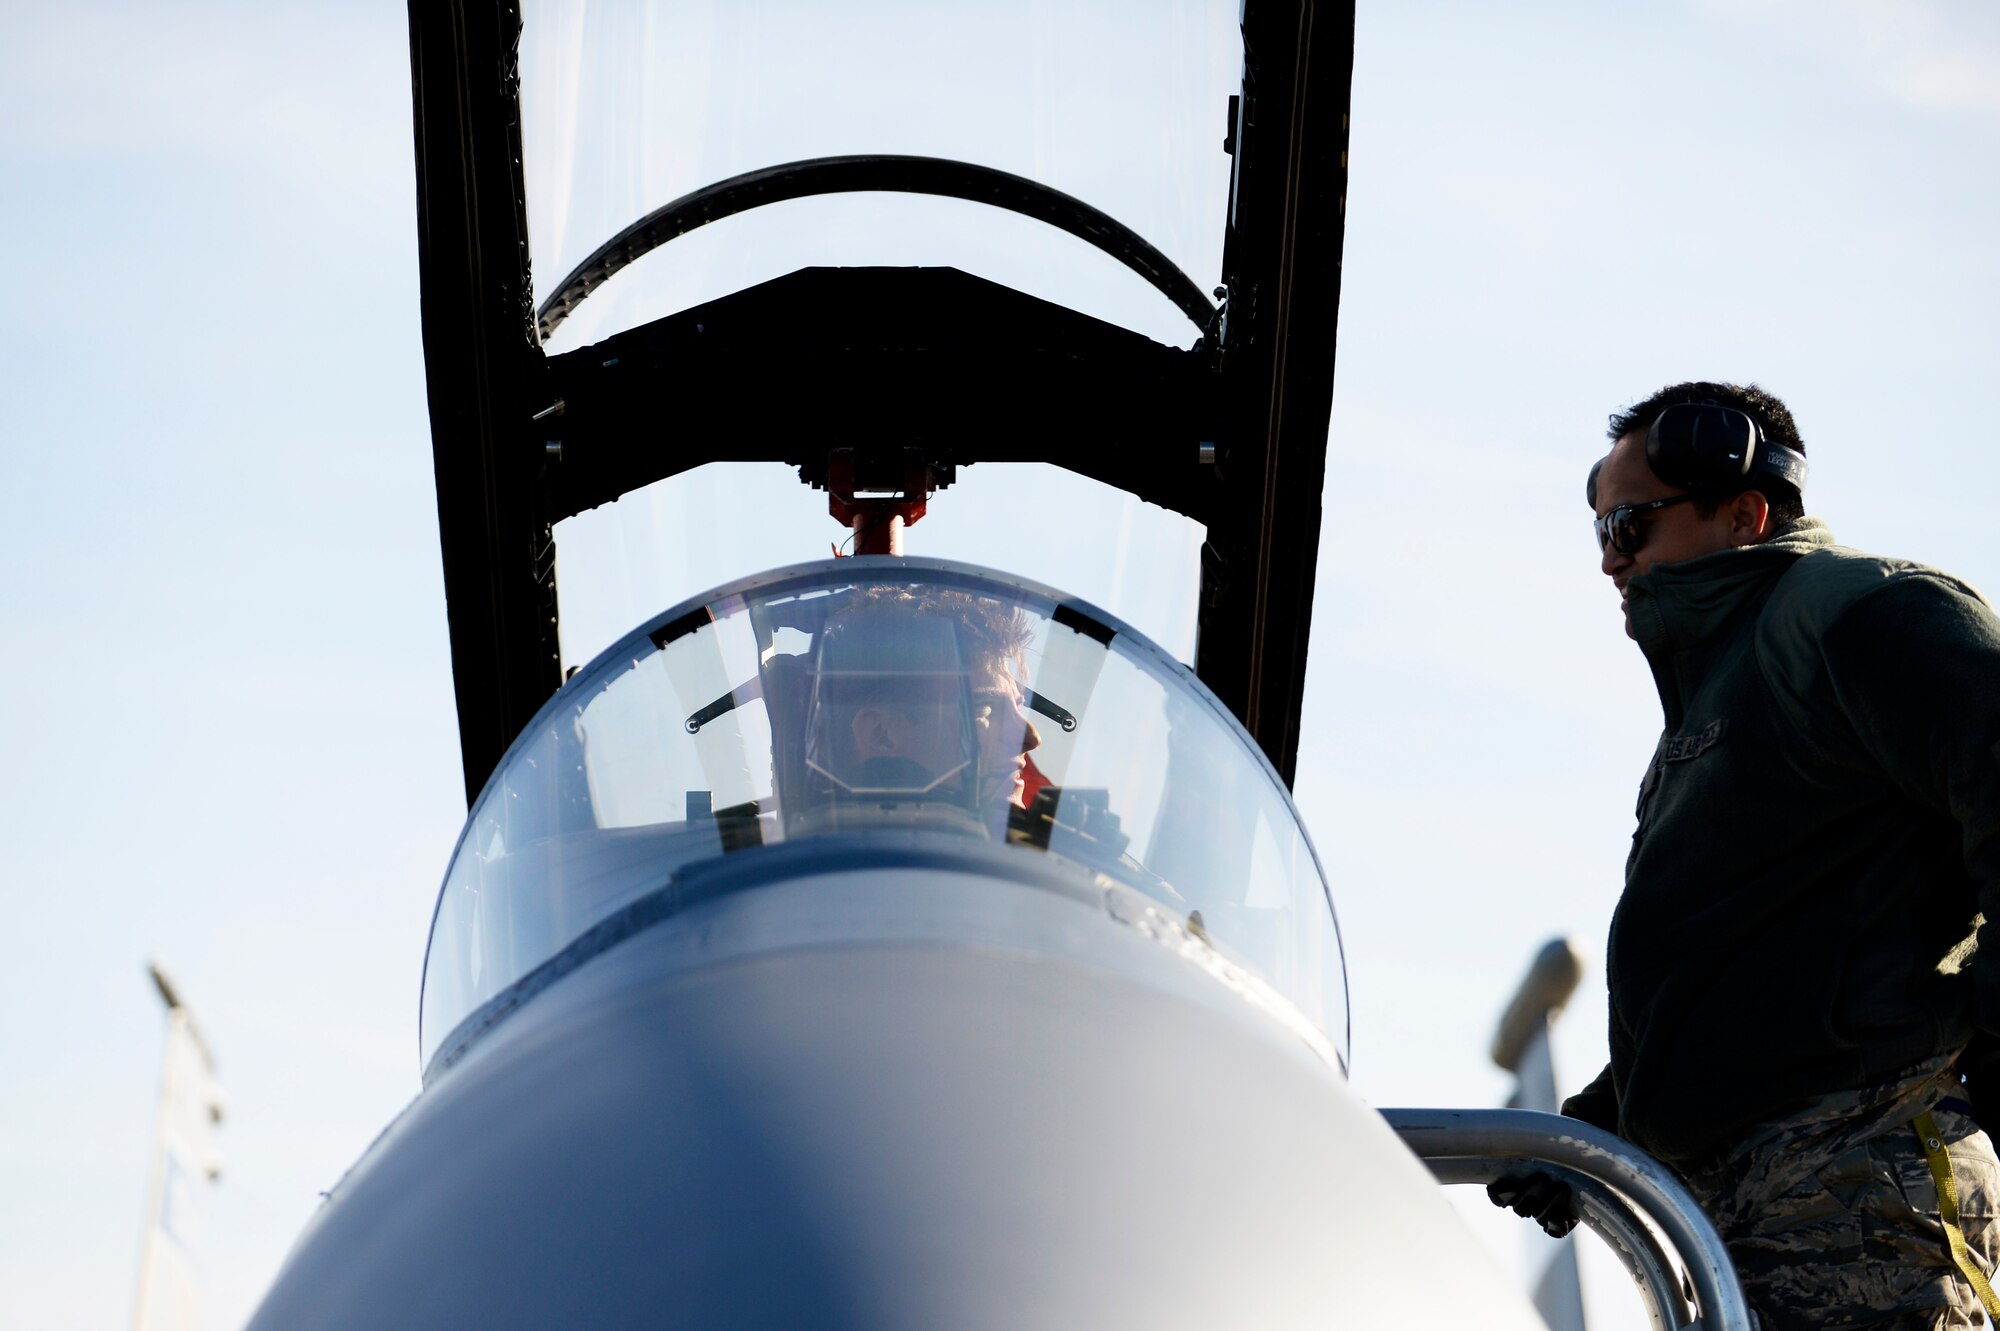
xmin=249 ymin=867 xmax=1544 ymax=1331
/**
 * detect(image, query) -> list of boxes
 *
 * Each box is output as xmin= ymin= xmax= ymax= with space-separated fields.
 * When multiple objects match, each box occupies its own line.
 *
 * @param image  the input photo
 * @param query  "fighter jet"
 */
xmin=245 ymin=4 xmax=1745 ymax=1326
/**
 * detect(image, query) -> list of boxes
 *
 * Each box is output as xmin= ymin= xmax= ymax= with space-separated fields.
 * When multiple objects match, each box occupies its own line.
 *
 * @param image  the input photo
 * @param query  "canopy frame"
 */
xmin=408 ymin=0 xmax=1355 ymax=802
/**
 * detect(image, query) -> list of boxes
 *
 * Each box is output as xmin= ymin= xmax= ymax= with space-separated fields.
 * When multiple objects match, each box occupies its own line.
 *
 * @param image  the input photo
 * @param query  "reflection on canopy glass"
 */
xmin=421 ymin=562 xmax=1345 ymax=1072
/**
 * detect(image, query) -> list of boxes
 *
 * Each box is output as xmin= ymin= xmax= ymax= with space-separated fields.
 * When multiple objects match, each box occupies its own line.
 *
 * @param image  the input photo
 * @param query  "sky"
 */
xmin=2 ymin=2 xmax=1997 ymax=1329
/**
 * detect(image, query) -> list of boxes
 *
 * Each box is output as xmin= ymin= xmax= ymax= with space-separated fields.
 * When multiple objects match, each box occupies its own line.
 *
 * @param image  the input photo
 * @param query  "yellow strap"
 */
xmin=1914 ymin=1110 xmax=2000 ymax=1320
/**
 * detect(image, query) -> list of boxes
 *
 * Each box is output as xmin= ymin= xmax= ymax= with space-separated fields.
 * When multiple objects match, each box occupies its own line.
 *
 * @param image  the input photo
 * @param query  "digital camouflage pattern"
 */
xmin=1682 ymin=1055 xmax=2000 ymax=1330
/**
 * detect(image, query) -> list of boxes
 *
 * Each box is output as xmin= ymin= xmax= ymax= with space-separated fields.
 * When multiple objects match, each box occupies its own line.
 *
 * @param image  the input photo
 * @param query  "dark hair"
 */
xmin=1607 ymin=380 xmax=1807 ymax=529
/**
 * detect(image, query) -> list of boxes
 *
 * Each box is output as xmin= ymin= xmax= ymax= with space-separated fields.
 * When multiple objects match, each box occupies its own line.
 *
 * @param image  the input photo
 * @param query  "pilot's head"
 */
xmin=806 ymin=587 xmax=1041 ymax=819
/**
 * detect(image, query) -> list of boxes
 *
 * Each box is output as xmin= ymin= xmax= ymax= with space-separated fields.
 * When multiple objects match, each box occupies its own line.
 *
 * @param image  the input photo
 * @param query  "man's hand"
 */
xmin=1487 ymin=1171 xmax=1580 ymax=1238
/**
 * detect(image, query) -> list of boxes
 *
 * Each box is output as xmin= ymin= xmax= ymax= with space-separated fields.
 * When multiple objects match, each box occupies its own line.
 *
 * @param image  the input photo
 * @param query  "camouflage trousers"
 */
xmin=1680 ymin=1054 xmax=2000 ymax=1331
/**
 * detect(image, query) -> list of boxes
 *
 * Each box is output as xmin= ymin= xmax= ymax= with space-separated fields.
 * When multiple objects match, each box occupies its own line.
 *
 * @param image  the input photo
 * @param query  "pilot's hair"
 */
xmin=820 ymin=585 xmax=1033 ymax=696
xmin=1606 ymin=380 xmax=1807 ymax=528
xmin=812 ymin=587 xmax=1033 ymax=774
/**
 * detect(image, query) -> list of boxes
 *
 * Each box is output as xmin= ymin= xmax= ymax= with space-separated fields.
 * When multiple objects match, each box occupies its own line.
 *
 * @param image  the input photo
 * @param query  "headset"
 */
xmin=1647 ymin=401 xmax=1808 ymax=494
xmin=1586 ymin=401 xmax=1808 ymax=507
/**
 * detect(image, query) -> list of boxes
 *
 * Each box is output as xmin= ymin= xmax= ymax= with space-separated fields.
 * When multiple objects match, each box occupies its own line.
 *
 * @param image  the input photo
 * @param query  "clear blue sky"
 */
xmin=1 ymin=3 xmax=1995 ymax=1328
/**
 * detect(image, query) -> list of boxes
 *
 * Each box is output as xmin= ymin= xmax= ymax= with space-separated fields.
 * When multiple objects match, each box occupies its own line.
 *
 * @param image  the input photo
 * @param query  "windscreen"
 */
xmin=421 ymin=560 xmax=1346 ymax=1070
xmin=519 ymin=0 xmax=1240 ymax=350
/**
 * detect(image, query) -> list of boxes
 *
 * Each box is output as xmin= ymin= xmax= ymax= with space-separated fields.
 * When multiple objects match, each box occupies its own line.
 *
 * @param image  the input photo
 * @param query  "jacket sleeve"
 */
xmin=1562 ymin=1062 xmax=1620 ymax=1131
xmin=1821 ymin=573 xmax=2000 ymax=1033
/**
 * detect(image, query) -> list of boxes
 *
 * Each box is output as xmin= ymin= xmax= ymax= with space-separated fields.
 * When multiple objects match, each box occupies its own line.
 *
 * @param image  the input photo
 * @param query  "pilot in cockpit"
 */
xmin=800 ymin=587 xmax=1043 ymax=832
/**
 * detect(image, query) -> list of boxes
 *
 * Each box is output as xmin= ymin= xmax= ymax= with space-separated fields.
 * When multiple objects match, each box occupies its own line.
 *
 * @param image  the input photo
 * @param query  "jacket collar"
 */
xmin=1626 ymin=518 xmax=1836 ymax=721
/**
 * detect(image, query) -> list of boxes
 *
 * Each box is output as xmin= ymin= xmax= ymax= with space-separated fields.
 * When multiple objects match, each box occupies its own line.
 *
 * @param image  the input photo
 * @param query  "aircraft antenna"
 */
xmin=130 ymin=960 xmax=226 ymax=1331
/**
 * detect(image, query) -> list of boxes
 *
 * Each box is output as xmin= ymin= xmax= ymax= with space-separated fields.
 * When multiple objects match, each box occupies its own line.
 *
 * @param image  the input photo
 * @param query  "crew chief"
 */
xmin=1492 ymin=381 xmax=2000 ymax=1330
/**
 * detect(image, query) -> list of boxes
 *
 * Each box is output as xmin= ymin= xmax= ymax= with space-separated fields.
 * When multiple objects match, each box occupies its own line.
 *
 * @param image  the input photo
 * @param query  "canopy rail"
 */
xmin=534 ymin=154 xmax=1219 ymax=342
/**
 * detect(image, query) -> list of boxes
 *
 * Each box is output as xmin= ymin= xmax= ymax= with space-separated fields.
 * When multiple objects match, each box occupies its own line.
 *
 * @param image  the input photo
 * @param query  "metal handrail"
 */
xmin=1424 ymin=1155 xmax=1689 ymax=1331
xmin=1383 ymin=1108 xmax=1753 ymax=1331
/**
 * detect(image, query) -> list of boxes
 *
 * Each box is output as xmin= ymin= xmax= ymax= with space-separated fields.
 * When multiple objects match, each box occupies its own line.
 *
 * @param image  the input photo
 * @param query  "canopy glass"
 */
xmin=519 ymin=0 xmax=1240 ymax=350
xmin=421 ymin=560 xmax=1347 ymax=1073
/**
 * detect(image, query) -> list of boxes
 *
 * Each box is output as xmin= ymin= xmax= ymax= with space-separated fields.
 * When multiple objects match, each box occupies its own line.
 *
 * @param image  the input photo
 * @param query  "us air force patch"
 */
xmin=1661 ymin=719 xmax=1726 ymax=763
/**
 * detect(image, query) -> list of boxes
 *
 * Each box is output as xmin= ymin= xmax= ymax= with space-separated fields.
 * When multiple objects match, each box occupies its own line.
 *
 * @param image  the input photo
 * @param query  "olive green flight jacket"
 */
xmin=1564 ymin=518 xmax=2000 ymax=1168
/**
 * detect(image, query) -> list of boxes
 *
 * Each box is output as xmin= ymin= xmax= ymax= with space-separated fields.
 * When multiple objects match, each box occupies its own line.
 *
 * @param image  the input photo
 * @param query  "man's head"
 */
xmin=1590 ymin=381 xmax=1809 ymax=636
xmin=808 ymin=586 xmax=1041 ymax=812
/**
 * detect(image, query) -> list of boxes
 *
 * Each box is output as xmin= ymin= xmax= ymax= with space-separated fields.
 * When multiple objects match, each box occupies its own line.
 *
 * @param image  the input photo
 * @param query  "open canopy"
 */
xmin=408 ymin=0 xmax=1355 ymax=801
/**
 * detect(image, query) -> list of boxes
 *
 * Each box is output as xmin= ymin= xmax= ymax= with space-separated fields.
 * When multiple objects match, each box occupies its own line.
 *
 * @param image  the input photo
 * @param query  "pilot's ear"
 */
xmin=852 ymin=708 xmax=897 ymax=755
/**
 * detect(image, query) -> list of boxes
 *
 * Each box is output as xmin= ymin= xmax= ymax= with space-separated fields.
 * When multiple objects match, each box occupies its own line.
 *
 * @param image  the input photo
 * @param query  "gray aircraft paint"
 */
xmin=249 ymin=859 xmax=1543 ymax=1330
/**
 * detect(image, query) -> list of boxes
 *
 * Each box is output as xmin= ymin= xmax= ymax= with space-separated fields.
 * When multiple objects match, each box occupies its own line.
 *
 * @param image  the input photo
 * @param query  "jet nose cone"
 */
xmin=250 ymin=876 xmax=1545 ymax=1331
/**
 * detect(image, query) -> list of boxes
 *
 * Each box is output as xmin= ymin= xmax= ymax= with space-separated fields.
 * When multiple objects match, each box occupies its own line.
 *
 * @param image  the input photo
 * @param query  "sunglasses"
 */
xmin=1594 ymin=493 xmax=1697 ymax=556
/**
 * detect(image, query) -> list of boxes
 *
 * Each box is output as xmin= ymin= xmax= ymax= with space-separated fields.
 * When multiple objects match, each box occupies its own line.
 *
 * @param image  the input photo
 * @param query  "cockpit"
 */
xmin=420 ymin=559 xmax=1347 ymax=1074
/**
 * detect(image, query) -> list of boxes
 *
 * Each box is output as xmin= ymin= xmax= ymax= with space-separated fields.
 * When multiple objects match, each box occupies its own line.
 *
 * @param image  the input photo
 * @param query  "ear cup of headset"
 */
xmin=1645 ymin=402 xmax=1761 ymax=490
